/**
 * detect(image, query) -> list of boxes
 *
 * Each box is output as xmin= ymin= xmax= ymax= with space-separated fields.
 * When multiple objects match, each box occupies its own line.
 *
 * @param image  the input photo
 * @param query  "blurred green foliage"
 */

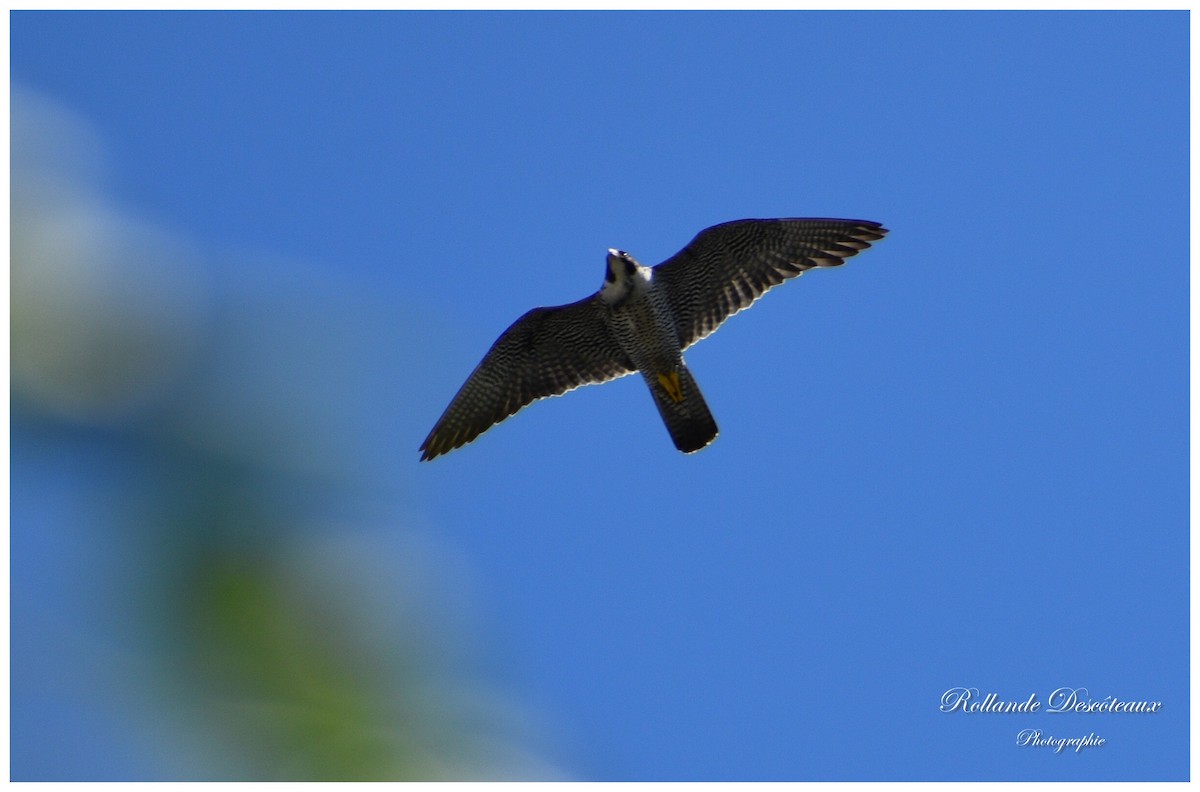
xmin=11 ymin=85 xmax=557 ymax=781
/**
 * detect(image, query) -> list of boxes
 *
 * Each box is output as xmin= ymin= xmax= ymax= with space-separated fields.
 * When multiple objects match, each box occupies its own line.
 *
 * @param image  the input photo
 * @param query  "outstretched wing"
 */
xmin=420 ymin=296 xmax=635 ymax=461
xmin=653 ymin=218 xmax=888 ymax=349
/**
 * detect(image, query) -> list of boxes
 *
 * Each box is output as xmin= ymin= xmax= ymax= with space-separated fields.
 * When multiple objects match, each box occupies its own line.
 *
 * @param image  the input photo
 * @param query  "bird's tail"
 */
xmin=646 ymin=364 xmax=719 ymax=454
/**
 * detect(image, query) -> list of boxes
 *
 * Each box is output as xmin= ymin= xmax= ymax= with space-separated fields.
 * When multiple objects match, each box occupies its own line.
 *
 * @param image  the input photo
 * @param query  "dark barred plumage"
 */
xmin=654 ymin=218 xmax=888 ymax=349
xmin=419 ymin=217 xmax=887 ymax=461
xmin=418 ymin=298 xmax=635 ymax=461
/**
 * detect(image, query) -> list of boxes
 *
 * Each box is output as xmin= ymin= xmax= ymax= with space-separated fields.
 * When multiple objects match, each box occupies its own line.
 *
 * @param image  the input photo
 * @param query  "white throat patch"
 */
xmin=601 ymin=252 xmax=650 ymax=304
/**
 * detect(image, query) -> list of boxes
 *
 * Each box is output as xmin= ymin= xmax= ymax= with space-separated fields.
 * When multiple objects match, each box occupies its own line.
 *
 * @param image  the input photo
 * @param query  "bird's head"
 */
xmin=601 ymin=248 xmax=644 ymax=304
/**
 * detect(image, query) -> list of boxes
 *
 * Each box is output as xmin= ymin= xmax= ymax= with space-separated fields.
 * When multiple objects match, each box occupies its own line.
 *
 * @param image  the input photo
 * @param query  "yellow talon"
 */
xmin=657 ymin=370 xmax=684 ymax=403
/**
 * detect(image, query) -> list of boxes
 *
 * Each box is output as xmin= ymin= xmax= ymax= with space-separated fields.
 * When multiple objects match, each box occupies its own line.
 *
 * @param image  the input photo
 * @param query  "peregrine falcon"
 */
xmin=419 ymin=217 xmax=887 ymax=461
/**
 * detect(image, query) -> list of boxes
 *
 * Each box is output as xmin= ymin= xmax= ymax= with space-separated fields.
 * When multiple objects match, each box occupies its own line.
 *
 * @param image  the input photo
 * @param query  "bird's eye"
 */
xmin=625 ymin=261 xmax=637 ymax=276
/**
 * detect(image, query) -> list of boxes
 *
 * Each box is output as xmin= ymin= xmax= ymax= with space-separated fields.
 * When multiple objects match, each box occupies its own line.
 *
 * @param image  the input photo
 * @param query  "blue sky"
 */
xmin=10 ymin=11 xmax=1188 ymax=781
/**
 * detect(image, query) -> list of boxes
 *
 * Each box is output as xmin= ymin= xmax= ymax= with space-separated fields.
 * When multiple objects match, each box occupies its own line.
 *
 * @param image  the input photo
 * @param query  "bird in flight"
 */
xmin=419 ymin=217 xmax=887 ymax=461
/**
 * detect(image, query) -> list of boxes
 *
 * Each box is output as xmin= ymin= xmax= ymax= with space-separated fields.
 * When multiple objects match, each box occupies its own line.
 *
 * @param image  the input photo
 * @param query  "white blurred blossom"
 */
xmin=11 ymin=86 xmax=208 ymax=422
